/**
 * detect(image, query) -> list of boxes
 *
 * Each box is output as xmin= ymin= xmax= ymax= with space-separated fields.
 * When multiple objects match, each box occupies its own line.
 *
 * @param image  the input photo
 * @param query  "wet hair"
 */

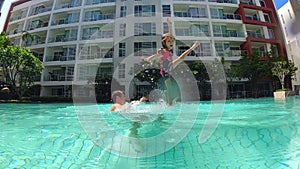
xmin=161 ymin=33 xmax=175 ymax=49
xmin=111 ymin=90 xmax=124 ymax=102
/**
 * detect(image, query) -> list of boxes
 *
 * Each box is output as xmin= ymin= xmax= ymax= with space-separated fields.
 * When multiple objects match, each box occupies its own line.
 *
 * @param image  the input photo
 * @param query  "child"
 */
xmin=144 ymin=18 xmax=200 ymax=105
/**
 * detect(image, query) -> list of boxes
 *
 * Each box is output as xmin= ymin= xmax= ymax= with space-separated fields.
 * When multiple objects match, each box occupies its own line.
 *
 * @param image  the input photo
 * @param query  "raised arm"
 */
xmin=172 ymin=41 xmax=200 ymax=68
xmin=167 ymin=17 xmax=173 ymax=36
xmin=144 ymin=53 xmax=162 ymax=62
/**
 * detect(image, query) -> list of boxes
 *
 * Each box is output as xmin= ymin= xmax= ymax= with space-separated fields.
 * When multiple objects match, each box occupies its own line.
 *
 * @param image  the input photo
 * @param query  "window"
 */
xmin=134 ymin=22 xmax=156 ymax=36
xmin=134 ymin=5 xmax=156 ymax=17
xmin=67 ymin=13 xmax=80 ymax=23
xmin=215 ymin=42 xmax=230 ymax=56
xmin=163 ymin=22 xmax=168 ymax=34
xmin=259 ymin=0 xmax=265 ymax=7
xmin=213 ymin=25 xmax=227 ymax=37
xmin=119 ymin=42 xmax=126 ymax=57
xmin=263 ymin=14 xmax=270 ymax=22
xmin=120 ymin=6 xmax=126 ymax=17
xmin=193 ymin=43 xmax=211 ymax=57
xmin=288 ymin=9 xmax=292 ymax=19
xmin=162 ymin=5 xmax=171 ymax=17
xmin=119 ymin=64 xmax=125 ymax=78
xmin=134 ymin=42 xmax=157 ymax=56
xmin=189 ymin=7 xmax=207 ymax=18
xmin=281 ymin=14 xmax=285 ymax=24
xmin=84 ymin=10 xmax=101 ymax=21
xmin=119 ymin=23 xmax=126 ymax=36
xmin=210 ymin=8 xmax=224 ymax=19
xmin=193 ymin=24 xmax=210 ymax=37
xmin=82 ymin=27 xmax=99 ymax=39
xmin=268 ymin=29 xmax=275 ymax=39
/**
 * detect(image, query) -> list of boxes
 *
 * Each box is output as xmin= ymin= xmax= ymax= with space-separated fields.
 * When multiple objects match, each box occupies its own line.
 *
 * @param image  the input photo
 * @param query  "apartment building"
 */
xmin=3 ymin=0 xmax=286 ymax=100
xmin=277 ymin=0 xmax=300 ymax=94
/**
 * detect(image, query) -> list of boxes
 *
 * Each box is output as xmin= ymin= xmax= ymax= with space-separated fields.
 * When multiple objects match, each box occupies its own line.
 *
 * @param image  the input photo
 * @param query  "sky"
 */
xmin=0 ymin=0 xmax=290 ymax=33
xmin=274 ymin=0 xmax=288 ymax=9
xmin=0 ymin=0 xmax=16 ymax=32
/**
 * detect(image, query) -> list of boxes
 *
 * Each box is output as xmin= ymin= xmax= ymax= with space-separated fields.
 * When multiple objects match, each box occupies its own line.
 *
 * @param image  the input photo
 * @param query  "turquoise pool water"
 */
xmin=1 ymin=97 xmax=300 ymax=168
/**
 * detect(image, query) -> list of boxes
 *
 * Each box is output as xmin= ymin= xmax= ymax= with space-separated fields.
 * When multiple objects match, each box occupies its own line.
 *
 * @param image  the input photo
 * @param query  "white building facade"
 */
xmin=277 ymin=0 xmax=300 ymax=93
xmin=4 ymin=0 xmax=286 ymax=100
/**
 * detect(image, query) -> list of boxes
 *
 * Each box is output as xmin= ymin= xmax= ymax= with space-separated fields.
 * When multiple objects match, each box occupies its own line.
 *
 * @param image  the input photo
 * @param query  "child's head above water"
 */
xmin=162 ymin=33 xmax=175 ymax=50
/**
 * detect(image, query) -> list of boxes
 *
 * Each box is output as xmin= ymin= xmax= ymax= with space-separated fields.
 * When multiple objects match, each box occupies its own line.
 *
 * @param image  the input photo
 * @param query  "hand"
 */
xmin=144 ymin=57 xmax=150 ymax=62
xmin=191 ymin=41 xmax=200 ymax=49
xmin=167 ymin=17 xmax=171 ymax=24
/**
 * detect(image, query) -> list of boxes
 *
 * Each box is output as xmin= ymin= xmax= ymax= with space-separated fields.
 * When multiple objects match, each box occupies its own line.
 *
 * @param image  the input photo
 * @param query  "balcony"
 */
xmin=175 ymin=29 xmax=210 ymax=37
xmin=174 ymin=0 xmax=205 ymax=1
xmin=240 ymin=0 xmax=256 ymax=5
xmin=48 ymin=28 xmax=78 ymax=43
xmin=212 ymin=13 xmax=241 ymax=20
xmin=9 ymin=9 xmax=27 ymax=22
xmin=29 ymin=6 xmax=52 ymax=16
xmin=54 ymin=0 xmax=82 ymax=10
xmin=174 ymin=11 xmax=207 ymax=18
xmin=214 ymin=30 xmax=245 ymax=38
xmin=79 ymin=50 xmax=113 ymax=60
xmin=44 ymin=74 xmax=74 ymax=81
xmin=83 ymin=14 xmax=115 ymax=22
xmin=23 ymin=34 xmax=46 ymax=47
xmin=9 ymin=13 xmax=27 ymax=22
xmin=81 ymin=31 xmax=113 ymax=40
xmin=44 ymin=67 xmax=74 ymax=82
xmin=52 ymin=18 xmax=79 ymax=26
xmin=85 ymin=0 xmax=115 ymax=5
xmin=27 ymin=20 xmax=48 ymax=31
xmin=46 ymin=55 xmax=75 ymax=62
xmin=216 ymin=50 xmax=242 ymax=57
xmin=247 ymin=32 xmax=265 ymax=38
xmin=208 ymin=0 xmax=238 ymax=5
xmin=245 ymin=15 xmax=261 ymax=21
xmin=7 ymin=29 xmax=23 ymax=35
xmin=48 ymin=36 xmax=77 ymax=43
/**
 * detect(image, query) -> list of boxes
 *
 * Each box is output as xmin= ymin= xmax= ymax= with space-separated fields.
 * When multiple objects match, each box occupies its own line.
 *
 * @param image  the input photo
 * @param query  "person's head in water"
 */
xmin=111 ymin=90 xmax=126 ymax=105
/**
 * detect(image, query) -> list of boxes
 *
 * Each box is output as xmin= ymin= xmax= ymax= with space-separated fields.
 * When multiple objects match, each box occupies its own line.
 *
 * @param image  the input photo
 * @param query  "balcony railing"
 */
xmin=24 ymin=39 xmax=46 ymax=46
xmin=240 ymin=0 xmax=256 ymax=5
xmin=174 ymin=0 xmax=205 ymax=1
xmin=214 ymin=31 xmax=245 ymax=38
xmin=48 ymin=36 xmax=77 ymax=43
xmin=81 ymin=31 xmax=114 ymax=40
xmin=30 ymin=7 xmax=52 ymax=16
xmin=83 ymin=14 xmax=115 ymax=22
xmin=208 ymin=0 xmax=238 ymax=5
xmin=51 ymin=19 xmax=79 ymax=26
xmin=46 ymin=55 xmax=76 ymax=62
xmin=245 ymin=15 xmax=261 ymax=21
xmin=216 ymin=50 xmax=242 ymax=57
xmin=79 ymin=52 xmax=113 ymax=60
xmin=7 ymin=29 xmax=22 ymax=35
xmin=85 ymin=0 xmax=115 ymax=5
xmin=175 ymin=29 xmax=210 ymax=37
xmin=55 ymin=1 xmax=82 ymax=10
xmin=44 ymin=74 xmax=74 ymax=81
xmin=174 ymin=12 xmax=207 ymax=18
xmin=247 ymin=32 xmax=265 ymax=38
xmin=9 ymin=14 xmax=27 ymax=22
xmin=177 ymin=49 xmax=212 ymax=57
xmin=212 ymin=14 xmax=241 ymax=20
xmin=27 ymin=22 xmax=48 ymax=31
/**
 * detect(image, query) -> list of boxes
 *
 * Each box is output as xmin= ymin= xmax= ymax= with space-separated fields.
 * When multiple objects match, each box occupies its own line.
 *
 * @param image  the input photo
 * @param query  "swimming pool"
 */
xmin=1 ymin=97 xmax=300 ymax=168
